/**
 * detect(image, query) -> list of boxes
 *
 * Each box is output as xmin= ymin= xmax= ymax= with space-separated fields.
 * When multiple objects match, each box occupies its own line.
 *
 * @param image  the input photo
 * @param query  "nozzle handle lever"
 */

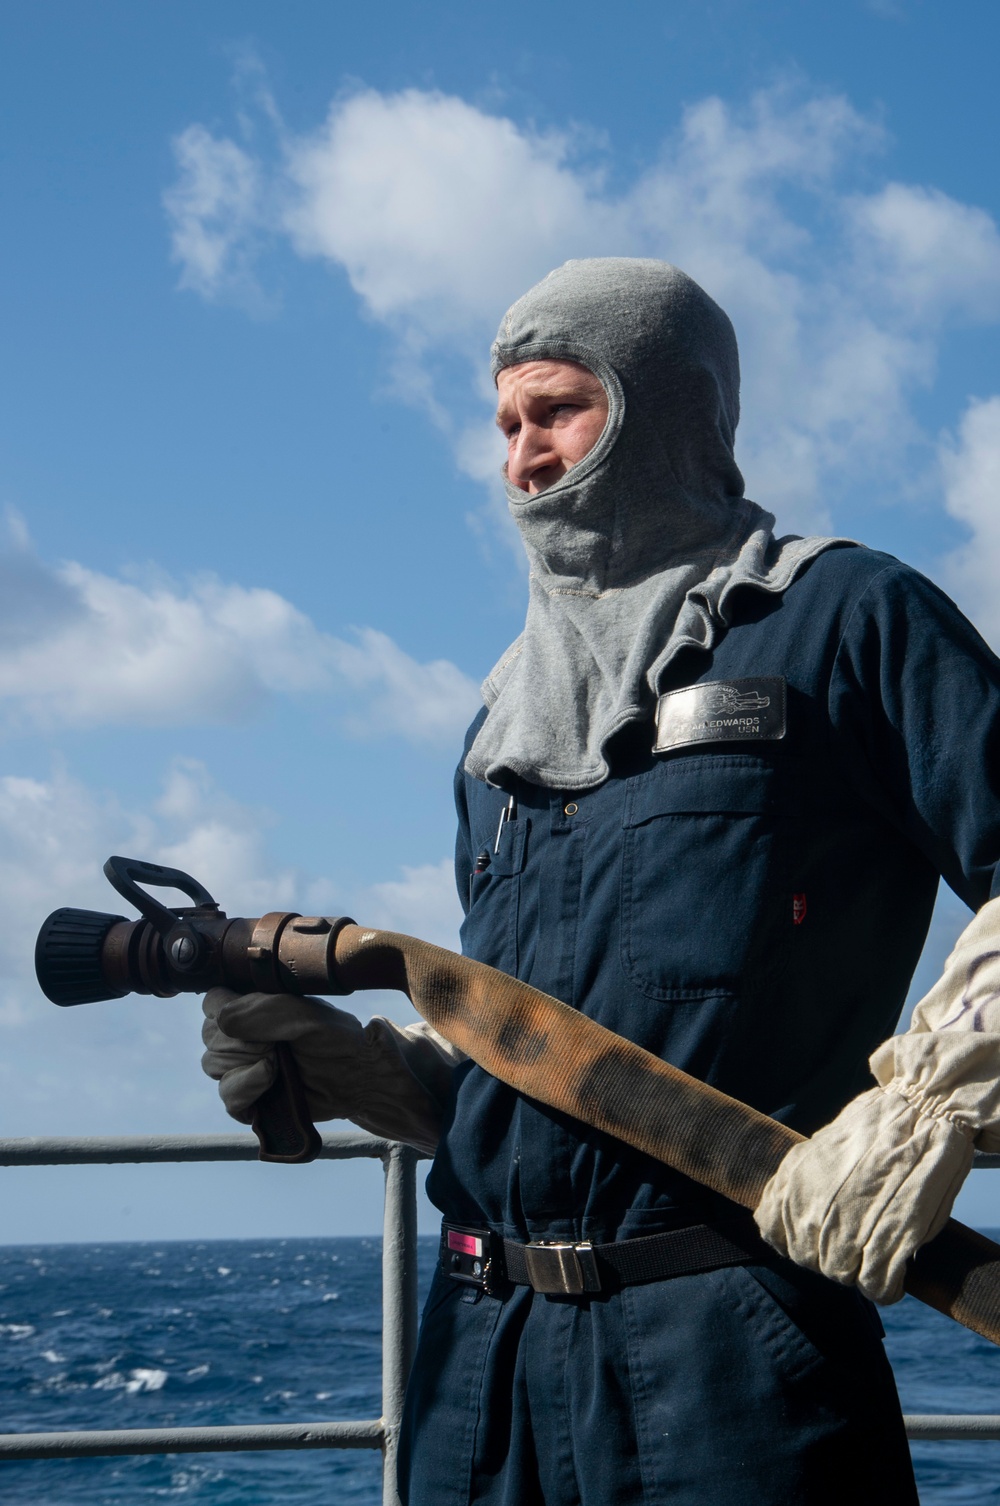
xmin=103 ymin=856 xmax=220 ymax=937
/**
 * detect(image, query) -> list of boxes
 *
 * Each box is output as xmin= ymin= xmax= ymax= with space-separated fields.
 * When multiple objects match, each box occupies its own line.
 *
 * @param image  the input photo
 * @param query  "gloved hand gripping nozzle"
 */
xmin=34 ymin=855 xmax=1000 ymax=1351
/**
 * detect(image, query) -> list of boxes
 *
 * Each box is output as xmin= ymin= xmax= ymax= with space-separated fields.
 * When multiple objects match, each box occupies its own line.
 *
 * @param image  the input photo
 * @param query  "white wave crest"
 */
xmin=93 ymin=1367 xmax=169 ymax=1394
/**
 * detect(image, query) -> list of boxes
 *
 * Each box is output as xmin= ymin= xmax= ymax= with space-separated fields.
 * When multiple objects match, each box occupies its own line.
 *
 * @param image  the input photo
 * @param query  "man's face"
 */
xmin=496 ymin=360 xmax=609 ymax=495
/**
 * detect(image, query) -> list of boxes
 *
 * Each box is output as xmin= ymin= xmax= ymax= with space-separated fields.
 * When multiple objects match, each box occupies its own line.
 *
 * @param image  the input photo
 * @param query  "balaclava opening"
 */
xmin=465 ymin=258 xmax=845 ymax=791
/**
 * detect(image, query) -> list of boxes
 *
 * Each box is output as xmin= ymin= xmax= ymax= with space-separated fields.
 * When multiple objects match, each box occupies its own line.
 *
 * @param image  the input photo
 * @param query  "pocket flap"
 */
xmin=623 ymin=758 xmax=779 ymax=826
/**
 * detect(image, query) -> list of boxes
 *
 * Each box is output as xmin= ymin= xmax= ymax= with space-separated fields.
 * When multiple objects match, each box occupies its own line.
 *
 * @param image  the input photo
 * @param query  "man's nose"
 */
xmin=508 ymin=423 xmax=558 ymax=492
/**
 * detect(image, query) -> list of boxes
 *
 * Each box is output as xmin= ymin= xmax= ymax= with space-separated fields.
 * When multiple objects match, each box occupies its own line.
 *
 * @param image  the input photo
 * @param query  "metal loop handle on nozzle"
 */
xmin=102 ymin=856 xmax=219 ymax=938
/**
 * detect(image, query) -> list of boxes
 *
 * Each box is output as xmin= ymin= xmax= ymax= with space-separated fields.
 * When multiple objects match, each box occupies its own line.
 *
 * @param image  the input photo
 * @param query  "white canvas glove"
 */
xmin=201 ymin=989 xmax=464 ymax=1156
xmin=756 ymin=894 xmax=1000 ymax=1303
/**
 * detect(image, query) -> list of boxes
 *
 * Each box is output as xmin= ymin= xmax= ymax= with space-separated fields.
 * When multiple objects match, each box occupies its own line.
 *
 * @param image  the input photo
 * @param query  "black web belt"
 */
xmin=442 ymin=1220 xmax=760 ymax=1297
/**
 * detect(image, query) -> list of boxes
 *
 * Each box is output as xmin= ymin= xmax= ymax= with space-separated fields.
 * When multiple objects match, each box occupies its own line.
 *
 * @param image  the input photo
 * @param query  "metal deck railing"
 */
xmin=0 ymin=1136 xmax=997 ymax=1502
xmin=0 ymin=1132 xmax=423 ymax=1505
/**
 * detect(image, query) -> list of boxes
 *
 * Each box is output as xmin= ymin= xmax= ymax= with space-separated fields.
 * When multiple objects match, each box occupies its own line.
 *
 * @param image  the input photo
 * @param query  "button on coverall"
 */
xmin=399 ymin=544 xmax=1000 ymax=1505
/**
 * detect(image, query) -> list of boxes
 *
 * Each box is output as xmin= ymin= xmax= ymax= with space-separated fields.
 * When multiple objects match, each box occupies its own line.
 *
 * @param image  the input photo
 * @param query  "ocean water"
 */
xmin=0 ymin=1236 xmax=996 ymax=1505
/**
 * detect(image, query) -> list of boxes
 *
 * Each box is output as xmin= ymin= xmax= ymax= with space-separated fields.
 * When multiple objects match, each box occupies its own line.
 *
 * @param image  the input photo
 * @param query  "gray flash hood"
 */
xmin=464 ymin=258 xmax=847 ymax=791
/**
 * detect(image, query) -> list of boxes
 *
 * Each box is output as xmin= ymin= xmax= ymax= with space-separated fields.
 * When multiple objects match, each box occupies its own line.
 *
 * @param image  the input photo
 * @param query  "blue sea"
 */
xmin=0 ymin=1236 xmax=996 ymax=1504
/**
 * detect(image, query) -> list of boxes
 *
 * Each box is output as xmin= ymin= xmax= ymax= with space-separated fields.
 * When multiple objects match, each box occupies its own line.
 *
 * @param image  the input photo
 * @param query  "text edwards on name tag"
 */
xmin=654 ymin=677 xmax=787 ymax=754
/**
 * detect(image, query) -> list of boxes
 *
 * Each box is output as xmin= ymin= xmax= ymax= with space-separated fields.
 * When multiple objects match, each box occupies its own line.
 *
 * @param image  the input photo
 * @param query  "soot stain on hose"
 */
xmin=419 ymin=967 xmax=461 ymax=1022
xmin=576 ymin=1050 xmax=664 ymax=1133
xmin=575 ymin=1050 xmax=797 ymax=1201
xmin=495 ymin=1016 xmax=548 ymax=1065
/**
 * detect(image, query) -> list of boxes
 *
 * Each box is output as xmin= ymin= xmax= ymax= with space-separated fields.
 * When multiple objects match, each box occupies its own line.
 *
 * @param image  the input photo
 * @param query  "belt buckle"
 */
xmin=524 ymin=1241 xmax=601 ymax=1295
xmin=443 ymin=1224 xmax=498 ymax=1294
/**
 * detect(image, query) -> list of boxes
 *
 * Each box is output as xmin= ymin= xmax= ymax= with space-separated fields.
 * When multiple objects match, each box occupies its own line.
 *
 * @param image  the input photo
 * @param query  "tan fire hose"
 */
xmin=332 ymin=924 xmax=1000 ymax=1344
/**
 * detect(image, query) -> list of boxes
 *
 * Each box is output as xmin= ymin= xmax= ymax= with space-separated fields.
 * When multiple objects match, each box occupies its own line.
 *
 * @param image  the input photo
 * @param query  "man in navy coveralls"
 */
xmin=203 ymin=259 xmax=1000 ymax=1504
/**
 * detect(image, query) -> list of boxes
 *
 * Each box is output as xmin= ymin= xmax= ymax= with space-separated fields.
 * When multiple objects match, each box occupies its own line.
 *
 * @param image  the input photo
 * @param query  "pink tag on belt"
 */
xmin=447 ymin=1230 xmax=483 ymax=1258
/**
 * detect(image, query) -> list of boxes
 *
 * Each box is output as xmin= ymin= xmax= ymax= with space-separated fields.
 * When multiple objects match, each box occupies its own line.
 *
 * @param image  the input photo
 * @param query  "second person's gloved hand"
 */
xmin=201 ymin=988 xmax=462 ymax=1156
xmin=756 ymin=895 xmax=1000 ymax=1302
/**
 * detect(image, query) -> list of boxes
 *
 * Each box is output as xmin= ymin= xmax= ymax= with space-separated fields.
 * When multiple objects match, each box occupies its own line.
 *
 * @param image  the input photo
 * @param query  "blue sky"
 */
xmin=2 ymin=0 xmax=1000 ymax=1240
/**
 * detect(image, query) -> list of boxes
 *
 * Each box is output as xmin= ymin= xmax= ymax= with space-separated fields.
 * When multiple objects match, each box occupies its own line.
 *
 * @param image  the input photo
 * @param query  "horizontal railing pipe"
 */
xmin=905 ymin=1415 xmax=1000 ymax=1440
xmin=5 ymin=1416 xmax=1000 ymax=1457
xmin=0 ymin=1419 xmax=385 ymax=1460
xmin=0 ymin=1131 xmax=396 ymax=1166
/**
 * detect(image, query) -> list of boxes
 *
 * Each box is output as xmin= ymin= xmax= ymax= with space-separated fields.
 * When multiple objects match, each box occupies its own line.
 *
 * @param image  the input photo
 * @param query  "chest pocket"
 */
xmin=620 ymin=756 xmax=789 ymax=1001
xmin=459 ymin=818 xmax=528 ymax=978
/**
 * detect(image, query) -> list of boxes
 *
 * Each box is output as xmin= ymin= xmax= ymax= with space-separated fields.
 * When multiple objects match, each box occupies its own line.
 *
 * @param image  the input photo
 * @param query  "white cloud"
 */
xmin=163 ymin=125 xmax=264 ymax=303
xmin=939 ymin=395 xmax=1000 ymax=645
xmin=330 ymin=626 xmax=481 ymax=743
xmin=364 ymin=857 xmax=461 ymax=953
xmin=164 ymin=81 xmax=1000 ymax=536
xmin=848 ymin=183 xmax=1000 ymax=323
xmin=282 ymin=89 xmax=612 ymax=342
xmin=0 ymin=525 xmax=478 ymax=742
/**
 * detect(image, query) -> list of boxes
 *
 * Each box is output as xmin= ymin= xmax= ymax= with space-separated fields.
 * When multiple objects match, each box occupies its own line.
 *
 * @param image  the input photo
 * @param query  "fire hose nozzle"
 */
xmin=33 ymin=858 xmax=353 ymax=1164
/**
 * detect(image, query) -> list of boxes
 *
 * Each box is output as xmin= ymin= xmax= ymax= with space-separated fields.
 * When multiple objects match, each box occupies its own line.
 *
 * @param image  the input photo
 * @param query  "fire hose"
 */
xmin=34 ymin=855 xmax=1000 ymax=1346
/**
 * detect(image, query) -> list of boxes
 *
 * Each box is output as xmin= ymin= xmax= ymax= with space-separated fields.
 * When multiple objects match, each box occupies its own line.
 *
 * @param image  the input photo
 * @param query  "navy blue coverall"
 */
xmin=399 ymin=545 xmax=1000 ymax=1505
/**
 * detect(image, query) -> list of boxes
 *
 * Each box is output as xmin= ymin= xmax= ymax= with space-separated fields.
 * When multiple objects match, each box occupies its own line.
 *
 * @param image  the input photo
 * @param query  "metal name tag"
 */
xmin=655 ymin=677 xmax=787 ymax=754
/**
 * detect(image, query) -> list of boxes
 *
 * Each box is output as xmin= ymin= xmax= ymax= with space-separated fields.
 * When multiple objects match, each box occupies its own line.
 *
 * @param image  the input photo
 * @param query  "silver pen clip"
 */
xmin=494 ymin=794 xmax=517 ymax=854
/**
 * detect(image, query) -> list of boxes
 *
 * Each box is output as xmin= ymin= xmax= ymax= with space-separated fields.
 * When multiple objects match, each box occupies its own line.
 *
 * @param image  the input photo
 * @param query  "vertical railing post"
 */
xmin=380 ymin=1144 xmax=419 ymax=1506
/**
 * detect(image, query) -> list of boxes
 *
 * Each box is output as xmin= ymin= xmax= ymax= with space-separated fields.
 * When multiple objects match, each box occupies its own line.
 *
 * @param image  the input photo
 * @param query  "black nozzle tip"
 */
xmin=35 ymin=908 xmax=129 ymax=1006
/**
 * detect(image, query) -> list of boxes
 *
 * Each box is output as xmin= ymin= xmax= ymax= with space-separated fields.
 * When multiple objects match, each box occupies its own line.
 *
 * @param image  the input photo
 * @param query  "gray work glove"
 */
xmin=201 ymin=989 xmax=463 ymax=1156
xmin=755 ymin=896 xmax=1000 ymax=1303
